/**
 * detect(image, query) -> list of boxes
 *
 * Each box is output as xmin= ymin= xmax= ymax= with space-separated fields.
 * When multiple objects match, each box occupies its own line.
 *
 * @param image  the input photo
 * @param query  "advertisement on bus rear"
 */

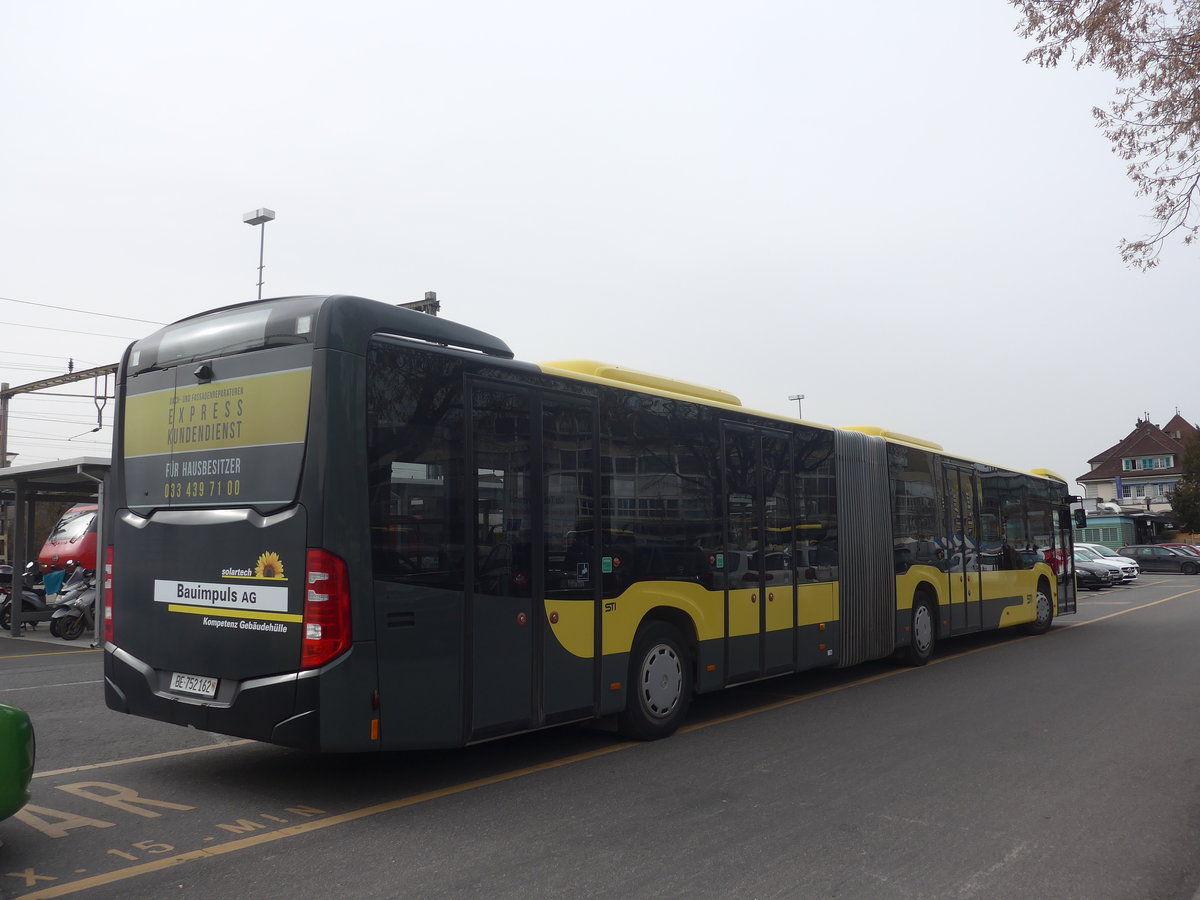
xmin=122 ymin=364 xmax=311 ymax=512
xmin=110 ymin=508 xmax=308 ymax=681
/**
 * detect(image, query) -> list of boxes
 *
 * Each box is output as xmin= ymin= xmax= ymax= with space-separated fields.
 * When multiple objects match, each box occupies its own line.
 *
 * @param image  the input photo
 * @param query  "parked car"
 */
xmin=1118 ymin=545 xmax=1200 ymax=574
xmin=1072 ymin=549 xmax=1127 ymax=584
xmin=1074 ymin=544 xmax=1138 ymax=581
xmin=1160 ymin=543 xmax=1200 ymax=557
xmin=0 ymin=702 xmax=34 ymax=820
xmin=1075 ymin=559 xmax=1117 ymax=591
xmin=1075 ymin=543 xmax=1141 ymax=580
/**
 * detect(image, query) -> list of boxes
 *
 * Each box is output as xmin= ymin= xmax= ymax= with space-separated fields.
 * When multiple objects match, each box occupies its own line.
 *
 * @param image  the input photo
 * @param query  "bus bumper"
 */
xmin=104 ymin=646 xmax=320 ymax=750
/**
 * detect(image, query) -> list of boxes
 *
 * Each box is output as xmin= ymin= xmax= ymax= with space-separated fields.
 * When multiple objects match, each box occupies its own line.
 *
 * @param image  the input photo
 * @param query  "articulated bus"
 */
xmin=103 ymin=294 xmax=1077 ymax=751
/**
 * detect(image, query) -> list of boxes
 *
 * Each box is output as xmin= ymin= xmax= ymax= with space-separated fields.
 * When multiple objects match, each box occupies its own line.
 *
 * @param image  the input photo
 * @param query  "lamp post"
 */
xmin=242 ymin=208 xmax=276 ymax=299
xmin=788 ymin=394 xmax=805 ymax=418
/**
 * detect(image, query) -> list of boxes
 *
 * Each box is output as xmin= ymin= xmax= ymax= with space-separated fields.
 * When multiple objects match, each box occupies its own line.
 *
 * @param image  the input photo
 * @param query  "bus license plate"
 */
xmin=169 ymin=672 xmax=218 ymax=698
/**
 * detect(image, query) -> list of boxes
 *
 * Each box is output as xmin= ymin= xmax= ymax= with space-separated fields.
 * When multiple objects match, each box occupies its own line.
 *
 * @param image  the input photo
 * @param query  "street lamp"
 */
xmin=242 ymin=208 xmax=276 ymax=299
xmin=788 ymin=394 xmax=805 ymax=418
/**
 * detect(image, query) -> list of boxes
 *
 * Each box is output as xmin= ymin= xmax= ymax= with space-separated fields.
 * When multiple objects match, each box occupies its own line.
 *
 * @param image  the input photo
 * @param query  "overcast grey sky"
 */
xmin=2 ymin=1 xmax=1195 ymax=486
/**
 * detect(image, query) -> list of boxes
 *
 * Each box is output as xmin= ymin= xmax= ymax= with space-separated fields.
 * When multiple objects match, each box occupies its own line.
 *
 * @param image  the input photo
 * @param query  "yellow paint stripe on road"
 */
xmin=1057 ymin=587 xmax=1200 ymax=627
xmin=34 ymin=740 xmax=256 ymax=779
xmin=25 ymin=587 xmax=1200 ymax=897
xmin=0 ymin=648 xmax=101 ymax=660
xmin=23 ymin=740 xmax=639 ymax=898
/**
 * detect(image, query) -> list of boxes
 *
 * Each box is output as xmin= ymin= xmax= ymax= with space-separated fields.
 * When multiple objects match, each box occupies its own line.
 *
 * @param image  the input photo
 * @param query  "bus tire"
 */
xmin=900 ymin=594 xmax=936 ymax=666
xmin=618 ymin=621 xmax=692 ymax=741
xmin=1019 ymin=582 xmax=1054 ymax=635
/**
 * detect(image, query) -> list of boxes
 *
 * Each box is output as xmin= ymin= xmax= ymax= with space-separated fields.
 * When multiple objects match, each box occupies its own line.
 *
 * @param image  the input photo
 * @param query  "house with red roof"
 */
xmin=1077 ymin=413 xmax=1199 ymax=514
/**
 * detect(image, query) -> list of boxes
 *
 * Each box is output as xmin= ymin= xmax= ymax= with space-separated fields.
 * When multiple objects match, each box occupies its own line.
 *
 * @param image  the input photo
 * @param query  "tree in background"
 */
xmin=1171 ymin=435 xmax=1200 ymax=533
xmin=1012 ymin=1 xmax=1200 ymax=269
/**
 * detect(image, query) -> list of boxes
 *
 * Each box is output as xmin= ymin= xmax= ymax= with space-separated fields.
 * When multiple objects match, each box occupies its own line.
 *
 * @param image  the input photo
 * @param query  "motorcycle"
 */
xmin=0 ymin=564 xmax=54 ymax=632
xmin=49 ymin=569 xmax=97 ymax=641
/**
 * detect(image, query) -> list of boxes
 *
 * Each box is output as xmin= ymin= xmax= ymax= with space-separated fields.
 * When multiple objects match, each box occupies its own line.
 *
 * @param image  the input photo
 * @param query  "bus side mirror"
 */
xmin=1073 ymin=509 xmax=1087 ymax=529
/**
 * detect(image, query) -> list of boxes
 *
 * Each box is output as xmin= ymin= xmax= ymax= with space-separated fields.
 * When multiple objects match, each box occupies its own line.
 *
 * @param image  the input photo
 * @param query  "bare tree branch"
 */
xmin=1012 ymin=0 xmax=1200 ymax=268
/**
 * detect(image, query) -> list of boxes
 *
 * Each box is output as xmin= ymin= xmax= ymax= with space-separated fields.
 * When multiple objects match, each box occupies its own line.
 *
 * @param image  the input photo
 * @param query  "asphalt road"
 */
xmin=3 ymin=576 xmax=1200 ymax=899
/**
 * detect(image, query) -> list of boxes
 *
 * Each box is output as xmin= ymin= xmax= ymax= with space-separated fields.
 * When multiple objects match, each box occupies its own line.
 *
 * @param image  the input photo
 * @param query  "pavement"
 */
xmin=0 ymin=622 xmax=98 ymax=648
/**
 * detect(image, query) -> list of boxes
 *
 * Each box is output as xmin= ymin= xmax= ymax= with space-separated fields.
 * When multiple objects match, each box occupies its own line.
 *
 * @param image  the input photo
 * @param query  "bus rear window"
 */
xmin=127 ymin=297 xmax=322 ymax=374
xmin=122 ymin=345 xmax=313 ymax=513
xmin=155 ymin=308 xmax=274 ymax=366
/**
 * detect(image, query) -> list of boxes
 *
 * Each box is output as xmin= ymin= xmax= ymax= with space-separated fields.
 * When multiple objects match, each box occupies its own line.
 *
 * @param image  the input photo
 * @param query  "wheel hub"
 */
xmin=641 ymin=644 xmax=682 ymax=719
xmin=913 ymin=604 xmax=933 ymax=653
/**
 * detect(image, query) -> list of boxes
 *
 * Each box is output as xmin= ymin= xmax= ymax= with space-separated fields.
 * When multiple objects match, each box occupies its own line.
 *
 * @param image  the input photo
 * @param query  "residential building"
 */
xmin=1077 ymin=413 xmax=1198 ymax=515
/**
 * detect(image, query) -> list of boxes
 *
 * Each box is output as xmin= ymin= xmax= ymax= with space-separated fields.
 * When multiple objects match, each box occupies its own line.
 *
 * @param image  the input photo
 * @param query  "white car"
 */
xmin=1075 ymin=543 xmax=1140 ymax=581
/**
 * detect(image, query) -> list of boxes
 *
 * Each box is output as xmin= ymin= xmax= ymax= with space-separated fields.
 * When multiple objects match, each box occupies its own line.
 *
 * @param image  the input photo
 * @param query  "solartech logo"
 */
xmin=220 ymin=552 xmax=287 ymax=581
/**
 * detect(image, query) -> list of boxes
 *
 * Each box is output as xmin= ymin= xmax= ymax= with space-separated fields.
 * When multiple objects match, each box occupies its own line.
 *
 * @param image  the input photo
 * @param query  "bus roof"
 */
xmin=124 ymin=294 xmax=514 ymax=376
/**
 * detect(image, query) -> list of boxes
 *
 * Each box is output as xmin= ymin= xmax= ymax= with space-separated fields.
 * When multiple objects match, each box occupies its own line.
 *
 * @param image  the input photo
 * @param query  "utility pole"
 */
xmin=0 ymin=366 xmax=118 ymax=469
xmin=0 ymin=382 xmax=8 ymax=470
xmin=0 ymin=366 xmax=117 ymax=565
xmin=788 ymin=394 xmax=805 ymax=418
xmin=398 ymin=291 xmax=440 ymax=316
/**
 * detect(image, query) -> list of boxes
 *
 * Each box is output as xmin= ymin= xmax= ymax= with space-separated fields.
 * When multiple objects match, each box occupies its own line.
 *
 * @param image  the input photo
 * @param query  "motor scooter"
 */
xmin=0 ymin=563 xmax=53 ymax=632
xmin=49 ymin=570 xmax=96 ymax=641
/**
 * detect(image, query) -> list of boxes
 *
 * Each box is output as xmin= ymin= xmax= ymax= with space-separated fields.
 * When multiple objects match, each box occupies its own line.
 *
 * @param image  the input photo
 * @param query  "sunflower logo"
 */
xmin=254 ymin=551 xmax=286 ymax=580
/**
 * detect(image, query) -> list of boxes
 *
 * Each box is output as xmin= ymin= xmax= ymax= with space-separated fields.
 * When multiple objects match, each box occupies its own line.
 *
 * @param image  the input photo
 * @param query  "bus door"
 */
xmin=468 ymin=382 xmax=599 ymax=740
xmin=722 ymin=424 xmax=795 ymax=682
xmin=538 ymin=394 xmax=600 ymax=725
xmin=943 ymin=464 xmax=982 ymax=634
xmin=1056 ymin=506 xmax=1077 ymax=615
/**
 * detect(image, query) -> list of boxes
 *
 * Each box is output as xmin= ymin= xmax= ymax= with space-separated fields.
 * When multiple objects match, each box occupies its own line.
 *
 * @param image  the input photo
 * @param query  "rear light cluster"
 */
xmin=301 ymin=549 xmax=351 ymax=669
xmin=103 ymin=545 xmax=114 ymax=644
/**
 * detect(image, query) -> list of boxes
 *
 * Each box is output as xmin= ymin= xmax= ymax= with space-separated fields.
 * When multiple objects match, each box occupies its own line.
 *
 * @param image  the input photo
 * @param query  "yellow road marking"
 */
xmin=34 ymin=741 xmax=256 ymax=779
xmin=23 ymin=587 xmax=1200 ymax=897
xmin=1056 ymin=587 xmax=1200 ymax=626
xmin=0 ymin=648 xmax=101 ymax=660
xmin=23 ymin=741 xmax=639 ymax=898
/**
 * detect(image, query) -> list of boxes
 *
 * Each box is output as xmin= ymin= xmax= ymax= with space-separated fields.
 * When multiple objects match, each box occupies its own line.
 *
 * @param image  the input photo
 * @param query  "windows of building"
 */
xmin=1122 ymin=455 xmax=1174 ymax=471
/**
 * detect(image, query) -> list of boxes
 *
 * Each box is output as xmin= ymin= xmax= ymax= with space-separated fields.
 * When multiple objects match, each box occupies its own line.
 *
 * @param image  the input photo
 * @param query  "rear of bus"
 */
xmin=104 ymin=296 xmax=364 ymax=750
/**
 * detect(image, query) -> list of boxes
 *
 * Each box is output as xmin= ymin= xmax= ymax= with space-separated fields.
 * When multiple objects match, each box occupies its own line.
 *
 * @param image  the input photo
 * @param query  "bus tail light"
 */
xmin=301 ymin=549 xmax=351 ymax=669
xmin=103 ymin=545 xmax=114 ymax=644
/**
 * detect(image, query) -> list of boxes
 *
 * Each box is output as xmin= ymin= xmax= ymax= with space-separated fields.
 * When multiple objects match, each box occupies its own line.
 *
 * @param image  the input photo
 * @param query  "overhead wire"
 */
xmin=0 ymin=320 xmax=140 ymax=341
xmin=0 ymin=296 xmax=163 ymax=463
xmin=0 ymin=294 xmax=165 ymax=326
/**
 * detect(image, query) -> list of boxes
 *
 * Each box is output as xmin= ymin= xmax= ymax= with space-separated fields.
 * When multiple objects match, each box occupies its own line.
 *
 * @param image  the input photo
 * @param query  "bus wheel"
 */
xmin=901 ymin=595 xmax=935 ymax=666
xmin=1019 ymin=585 xmax=1054 ymax=635
xmin=618 ymin=621 xmax=692 ymax=741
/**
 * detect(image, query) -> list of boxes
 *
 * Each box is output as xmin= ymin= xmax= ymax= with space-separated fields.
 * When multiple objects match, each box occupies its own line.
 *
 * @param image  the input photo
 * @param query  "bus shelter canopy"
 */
xmin=0 ymin=456 xmax=109 ymax=638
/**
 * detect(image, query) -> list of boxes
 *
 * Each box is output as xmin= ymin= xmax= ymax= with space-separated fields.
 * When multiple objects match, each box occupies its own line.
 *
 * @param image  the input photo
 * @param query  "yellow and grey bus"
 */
xmin=103 ymin=294 xmax=1077 ymax=750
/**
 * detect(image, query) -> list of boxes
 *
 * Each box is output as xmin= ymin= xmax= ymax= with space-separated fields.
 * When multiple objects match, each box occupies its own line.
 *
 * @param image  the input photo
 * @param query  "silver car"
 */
xmin=1075 ymin=543 xmax=1139 ymax=581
